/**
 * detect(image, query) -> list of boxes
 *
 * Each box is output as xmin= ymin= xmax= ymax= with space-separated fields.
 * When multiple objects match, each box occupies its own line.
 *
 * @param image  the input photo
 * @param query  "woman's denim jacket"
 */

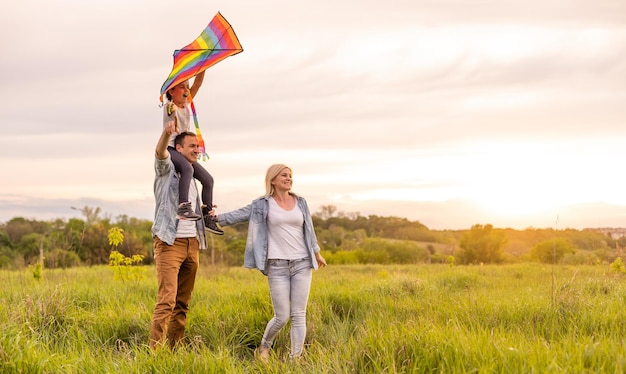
xmin=151 ymin=155 xmax=207 ymax=249
xmin=218 ymin=194 xmax=320 ymax=275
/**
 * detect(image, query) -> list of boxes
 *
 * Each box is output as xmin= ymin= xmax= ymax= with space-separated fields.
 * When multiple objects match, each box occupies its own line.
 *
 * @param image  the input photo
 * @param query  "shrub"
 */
xmin=109 ymin=250 xmax=146 ymax=282
xmin=609 ymin=257 xmax=625 ymax=274
xmin=45 ymin=249 xmax=81 ymax=269
xmin=530 ymin=238 xmax=575 ymax=264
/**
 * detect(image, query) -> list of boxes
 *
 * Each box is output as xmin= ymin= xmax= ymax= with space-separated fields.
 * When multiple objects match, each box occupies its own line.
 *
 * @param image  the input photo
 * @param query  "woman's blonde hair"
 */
xmin=265 ymin=164 xmax=292 ymax=196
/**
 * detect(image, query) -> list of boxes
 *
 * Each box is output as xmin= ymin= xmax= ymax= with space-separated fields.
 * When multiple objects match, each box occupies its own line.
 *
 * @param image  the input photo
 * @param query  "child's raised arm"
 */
xmin=190 ymin=70 xmax=205 ymax=98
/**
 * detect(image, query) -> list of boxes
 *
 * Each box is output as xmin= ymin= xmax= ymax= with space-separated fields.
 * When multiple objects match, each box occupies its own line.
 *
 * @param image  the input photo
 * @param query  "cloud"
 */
xmin=2 ymin=0 xmax=626 ymax=230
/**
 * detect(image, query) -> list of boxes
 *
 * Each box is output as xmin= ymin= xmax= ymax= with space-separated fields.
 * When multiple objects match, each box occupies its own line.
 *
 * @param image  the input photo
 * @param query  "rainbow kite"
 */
xmin=160 ymin=12 xmax=243 ymax=161
xmin=160 ymin=12 xmax=243 ymax=96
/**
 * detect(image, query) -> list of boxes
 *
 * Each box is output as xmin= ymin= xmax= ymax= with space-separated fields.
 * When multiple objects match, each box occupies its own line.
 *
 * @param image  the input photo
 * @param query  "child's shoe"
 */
xmin=176 ymin=202 xmax=202 ymax=221
xmin=202 ymin=205 xmax=224 ymax=235
xmin=205 ymin=219 xmax=224 ymax=235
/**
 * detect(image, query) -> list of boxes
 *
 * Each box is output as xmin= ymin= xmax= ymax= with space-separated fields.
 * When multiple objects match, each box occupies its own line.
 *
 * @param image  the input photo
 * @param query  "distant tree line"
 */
xmin=0 ymin=206 xmax=152 ymax=269
xmin=0 ymin=205 xmax=624 ymax=270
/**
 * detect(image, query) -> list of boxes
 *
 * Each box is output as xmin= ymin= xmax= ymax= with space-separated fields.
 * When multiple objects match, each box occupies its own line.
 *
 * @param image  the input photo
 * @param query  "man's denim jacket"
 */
xmin=151 ymin=155 xmax=207 ymax=249
xmin=218 ymin=194 xmax=320 ymax=275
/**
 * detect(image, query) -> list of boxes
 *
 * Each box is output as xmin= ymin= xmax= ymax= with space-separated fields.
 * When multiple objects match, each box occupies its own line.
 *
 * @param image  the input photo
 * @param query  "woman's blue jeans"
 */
xmin=261 ymin=258 xmax=313 ymax=357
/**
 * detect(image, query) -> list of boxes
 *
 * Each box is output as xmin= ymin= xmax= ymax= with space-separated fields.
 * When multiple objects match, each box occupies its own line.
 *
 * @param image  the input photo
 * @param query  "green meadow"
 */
xmin=1 ymin=263 xmax=625 ymax=373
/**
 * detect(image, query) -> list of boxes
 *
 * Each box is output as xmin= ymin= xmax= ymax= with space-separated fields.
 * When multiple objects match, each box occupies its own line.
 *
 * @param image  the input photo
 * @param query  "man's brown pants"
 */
xmin=150 ymin=236 xmax=199 ymax=349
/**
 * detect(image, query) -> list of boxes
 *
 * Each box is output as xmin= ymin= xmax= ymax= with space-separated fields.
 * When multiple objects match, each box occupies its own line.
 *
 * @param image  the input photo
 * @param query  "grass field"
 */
xmin=1 ymin=263 xmax=625 ymax=373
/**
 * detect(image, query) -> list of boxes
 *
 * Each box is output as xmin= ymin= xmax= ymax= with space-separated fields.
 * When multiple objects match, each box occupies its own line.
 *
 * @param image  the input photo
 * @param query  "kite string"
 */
xmin=189 ymin=95 xmax=209 ymax=161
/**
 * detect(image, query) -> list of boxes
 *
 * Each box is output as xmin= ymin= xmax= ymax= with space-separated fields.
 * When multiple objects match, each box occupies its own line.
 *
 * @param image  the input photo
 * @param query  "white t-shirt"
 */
xmin=267 ymin=197 xmax=309 ymax=260
xmin=176 ymin=180 xmax=199 ymax=238
xmin=163 ymin=102 xmax=192 ymax=148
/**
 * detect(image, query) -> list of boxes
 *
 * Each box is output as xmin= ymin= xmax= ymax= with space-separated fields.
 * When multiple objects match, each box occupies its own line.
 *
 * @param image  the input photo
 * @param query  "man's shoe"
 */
xmin=176 ymin=202 xmax=202 ymax=221
xmin=205 ymin=219 xmax=224 ymax=235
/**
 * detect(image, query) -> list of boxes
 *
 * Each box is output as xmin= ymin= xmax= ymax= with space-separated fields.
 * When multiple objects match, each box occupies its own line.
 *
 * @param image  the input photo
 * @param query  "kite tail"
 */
xmin=189 ymin=97 xmax=210 ymax=162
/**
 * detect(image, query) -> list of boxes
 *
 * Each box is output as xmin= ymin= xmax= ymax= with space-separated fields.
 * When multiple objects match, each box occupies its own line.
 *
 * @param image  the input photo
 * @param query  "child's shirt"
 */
xmin=163 ymin=102 xmax=192 ymax=148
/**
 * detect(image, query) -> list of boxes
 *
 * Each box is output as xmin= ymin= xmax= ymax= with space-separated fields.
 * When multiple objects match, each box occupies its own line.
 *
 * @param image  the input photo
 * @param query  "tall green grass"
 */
xmin=1 ymin=264 xmax=624 ymax=373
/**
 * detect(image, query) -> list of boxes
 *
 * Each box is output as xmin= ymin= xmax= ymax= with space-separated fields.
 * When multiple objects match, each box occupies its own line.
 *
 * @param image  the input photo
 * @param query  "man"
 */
xmin=149 ymin=124 xmax=207 ymax=349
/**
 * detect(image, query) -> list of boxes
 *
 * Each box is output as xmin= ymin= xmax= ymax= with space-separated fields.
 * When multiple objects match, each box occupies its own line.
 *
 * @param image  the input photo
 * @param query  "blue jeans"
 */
xmin=261 ymin=258 xmax=313 ymax=357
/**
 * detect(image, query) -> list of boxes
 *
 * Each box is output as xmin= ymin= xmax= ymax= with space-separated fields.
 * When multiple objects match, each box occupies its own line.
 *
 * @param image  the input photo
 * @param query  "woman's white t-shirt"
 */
xmin=267 ymin=197 xmax=308 ymax=260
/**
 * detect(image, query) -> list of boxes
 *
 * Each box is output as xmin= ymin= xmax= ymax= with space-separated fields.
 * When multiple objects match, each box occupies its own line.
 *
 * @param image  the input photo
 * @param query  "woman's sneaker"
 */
xmin=176 ymin=202 xmax=202 ymax=221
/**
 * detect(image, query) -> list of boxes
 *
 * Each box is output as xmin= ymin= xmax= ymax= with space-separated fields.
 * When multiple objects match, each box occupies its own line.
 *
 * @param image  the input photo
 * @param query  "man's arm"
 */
xmin=156 ymin=122 xmax=177 ymax=160
xmin=189 ymin=70 xmax=205 ymax=99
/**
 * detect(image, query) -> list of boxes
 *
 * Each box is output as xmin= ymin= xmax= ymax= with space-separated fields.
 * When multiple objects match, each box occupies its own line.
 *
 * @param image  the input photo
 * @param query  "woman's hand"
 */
xmin=208 ymin=205 xmax=218 ymax=222
xmin=315 ymin=252 xmax=327 ymax=268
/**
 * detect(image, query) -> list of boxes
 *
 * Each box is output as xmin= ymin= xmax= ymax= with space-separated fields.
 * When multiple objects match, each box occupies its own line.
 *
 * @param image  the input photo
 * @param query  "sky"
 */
xmin=1 ymin=0 xmax=625 ymax=230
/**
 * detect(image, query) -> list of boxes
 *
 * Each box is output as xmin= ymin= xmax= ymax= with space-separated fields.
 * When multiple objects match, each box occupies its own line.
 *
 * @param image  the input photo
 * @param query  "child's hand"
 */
xmin=166 ymin=102 xmax=178 ymax=116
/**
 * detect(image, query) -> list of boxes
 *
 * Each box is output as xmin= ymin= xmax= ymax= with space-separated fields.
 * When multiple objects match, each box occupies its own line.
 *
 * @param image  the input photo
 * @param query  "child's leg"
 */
xmin=192 ymin=163 xmax=214 ymax=207
xmin=193 ymin=163 xmax=223 ymax=235
xmin=169 ymin=147 xmax=194 ymax=204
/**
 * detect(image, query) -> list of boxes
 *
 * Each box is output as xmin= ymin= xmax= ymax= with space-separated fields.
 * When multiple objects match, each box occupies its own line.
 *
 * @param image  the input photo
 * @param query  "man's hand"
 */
xmin=156 ymin=126 xmax=174 ymax=160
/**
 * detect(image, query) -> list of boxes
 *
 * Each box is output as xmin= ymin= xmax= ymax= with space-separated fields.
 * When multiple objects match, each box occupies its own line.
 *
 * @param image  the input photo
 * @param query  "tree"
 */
xmin=317 ymin=225 xmax=346 ymax=251
xmin=82 ymin=223 xmax=111 ymax=265
xmin=225 ymin=239 xmax=246 ymax=266
xmin=71 ymin=206 xmax=102 ymax=226
xmin=15 ymin=232 xmax=43 ymax=265
xmin=360 ymin=238 xmax=430 ymax=264
xmin=316 ymin=205 xmax=337 ymax=220
xmin=45 ymin=249 xmax=81 ymax=269
xmin=458 ymin=224 xmax=506 ymax=264
xmin=0 ymin=231 xmax=11 ymax=249
xmin=65 ymin=218 xmax=88 ymax=261
xmin=5 ymin=217 xmax=47 ymax=245
xmin=530 ymin=238 xmax=575 ymax=264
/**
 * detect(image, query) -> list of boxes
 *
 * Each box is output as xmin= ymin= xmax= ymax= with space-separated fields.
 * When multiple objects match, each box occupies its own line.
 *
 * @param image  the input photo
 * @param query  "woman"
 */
xmin=213 ymin=164 xmax=327 ymax=360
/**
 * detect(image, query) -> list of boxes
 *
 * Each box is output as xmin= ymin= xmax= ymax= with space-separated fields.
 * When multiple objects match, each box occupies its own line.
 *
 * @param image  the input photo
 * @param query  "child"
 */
xmin=163 ymin=71 xmax=223 ymax=235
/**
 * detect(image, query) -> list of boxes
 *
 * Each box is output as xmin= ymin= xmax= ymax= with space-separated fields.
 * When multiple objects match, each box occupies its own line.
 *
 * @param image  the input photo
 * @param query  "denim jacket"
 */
xmin=151 ymin=155 xmax=207 ymax=249
xmin=218 ymin=194 xmax=320 ymax=275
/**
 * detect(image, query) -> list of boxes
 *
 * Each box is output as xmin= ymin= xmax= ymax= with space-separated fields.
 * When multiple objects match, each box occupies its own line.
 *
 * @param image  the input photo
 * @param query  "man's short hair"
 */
xmin=174 ymin=132 xmax=196 ymax=147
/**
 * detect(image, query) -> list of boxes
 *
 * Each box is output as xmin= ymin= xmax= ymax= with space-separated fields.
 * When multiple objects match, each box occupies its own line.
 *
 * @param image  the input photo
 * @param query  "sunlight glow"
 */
xmin=285 ymin=138 xmax=626 ymax=221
